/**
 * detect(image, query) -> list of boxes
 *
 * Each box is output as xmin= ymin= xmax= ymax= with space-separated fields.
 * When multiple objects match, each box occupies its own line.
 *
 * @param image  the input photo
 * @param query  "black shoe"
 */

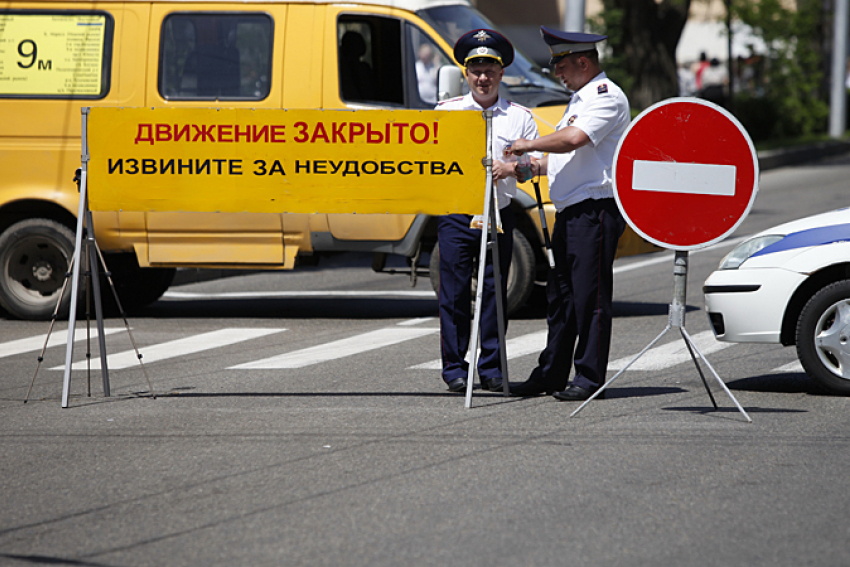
xmin=510 ymin=380 xmax=555 ymax=397
xmin=446 ymin=377 xmax=467 ymax=393
xmin=482 ymin=378 xmax=504 ymax=392
xmin=552 ymin=385 xmax=599 ymax=401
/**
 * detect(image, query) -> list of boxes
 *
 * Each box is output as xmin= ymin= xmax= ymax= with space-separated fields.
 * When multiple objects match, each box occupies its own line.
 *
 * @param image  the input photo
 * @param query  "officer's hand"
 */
xmin=515 ymin=159 xmax=540 ymax=183
xmin=509 ymin=138 xmax=533 ymax=155
xmin=492 ymin=159 xmax=512 ymax=181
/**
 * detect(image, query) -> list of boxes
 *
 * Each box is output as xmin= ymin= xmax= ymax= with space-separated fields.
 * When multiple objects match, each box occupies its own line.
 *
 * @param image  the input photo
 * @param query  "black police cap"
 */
xmin=540 ymin=25 xmax=606 ymax=65
xmin=453 ymin=29 xmax=514 ymax=68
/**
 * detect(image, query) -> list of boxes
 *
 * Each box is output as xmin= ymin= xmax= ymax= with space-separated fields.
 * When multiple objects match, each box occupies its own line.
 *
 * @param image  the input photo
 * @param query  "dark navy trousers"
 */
xmin=437 ymin=207 xmax=515 ymax=384
xmin=530 ymin=198 xmax=625 ymax=392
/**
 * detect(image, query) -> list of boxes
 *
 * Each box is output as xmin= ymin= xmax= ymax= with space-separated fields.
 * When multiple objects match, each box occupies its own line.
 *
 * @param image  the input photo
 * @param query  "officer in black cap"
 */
xmin=434 ymin=29 xmax=540 ymax=393
xmin=508 ymin=26 xmax=630 ymax=401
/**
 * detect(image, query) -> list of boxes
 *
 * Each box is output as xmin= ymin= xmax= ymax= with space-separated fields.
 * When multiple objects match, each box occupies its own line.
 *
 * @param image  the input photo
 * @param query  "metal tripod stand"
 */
xmin=25 ymin=168 xmax=154 ymax=408
xmin=570 ymin=250 xmax=752 ymax=422
xmin=464 ymin=109 xmax=510 ymax=407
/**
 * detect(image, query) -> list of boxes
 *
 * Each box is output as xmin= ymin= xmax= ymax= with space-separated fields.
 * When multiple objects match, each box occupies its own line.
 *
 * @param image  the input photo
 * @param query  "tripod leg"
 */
xmin=571 ymin=324 xmax=673 ymax=418
xmin=25 ymin=254 xmax=76 ymax=403
xmin=93 ymin=245 xmax=156 ymax=399
xmin=488 ymin=204 xmax=509 ymax=396
xmin=680 ymin=328 xmax=718 ymax=409
xmin=680 ymin=327 xmax=752 ymax=422
xmin=87 ymin=224 xmax=110 ymax=397
xmin=85 ymin=236 xmax=93 ymax=397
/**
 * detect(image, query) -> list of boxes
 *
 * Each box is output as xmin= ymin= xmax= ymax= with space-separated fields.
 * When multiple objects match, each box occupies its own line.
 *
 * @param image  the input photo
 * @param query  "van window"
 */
xmin=159 ymin=13 xmax=272 ymax=100
xmin=406 ymin=24 xmax=450 ymax=107
xmin=0 ymin=11 xmax=113 ymax=98
xmin=337 ymin=16 xmax=403 ymax=106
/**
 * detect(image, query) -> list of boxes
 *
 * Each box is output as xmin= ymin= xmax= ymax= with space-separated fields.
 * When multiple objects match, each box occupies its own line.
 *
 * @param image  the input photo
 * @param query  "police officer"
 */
xmin=509 ymin=27 xmax=629 ymax=401
xmin=436 ymin=29 xmax=540 ymax=393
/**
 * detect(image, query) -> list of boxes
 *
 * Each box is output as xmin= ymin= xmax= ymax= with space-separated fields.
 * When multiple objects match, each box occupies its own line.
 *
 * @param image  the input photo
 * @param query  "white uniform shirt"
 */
xmin=437 ymin=94 xmax=540 ymax=209
xmin=547 ymin=72 xmax=630 ymax=211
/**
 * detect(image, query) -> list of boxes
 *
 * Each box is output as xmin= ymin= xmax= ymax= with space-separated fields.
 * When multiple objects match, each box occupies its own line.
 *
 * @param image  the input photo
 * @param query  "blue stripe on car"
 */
xmin=752 ymin=223 xmax=850 ymax=257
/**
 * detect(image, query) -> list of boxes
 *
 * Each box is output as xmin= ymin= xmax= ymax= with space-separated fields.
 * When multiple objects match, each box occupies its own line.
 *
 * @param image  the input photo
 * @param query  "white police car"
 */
xmin=703 ymin=207 xmax=850 ymax=394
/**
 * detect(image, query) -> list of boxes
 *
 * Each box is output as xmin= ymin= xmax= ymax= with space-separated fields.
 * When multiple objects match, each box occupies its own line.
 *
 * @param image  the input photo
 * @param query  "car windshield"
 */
xmin=417 ymin=4 xmax=568 ymax=104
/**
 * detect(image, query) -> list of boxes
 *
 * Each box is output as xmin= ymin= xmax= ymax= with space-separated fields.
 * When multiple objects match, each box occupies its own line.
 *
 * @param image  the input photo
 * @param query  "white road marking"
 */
xmin=409 ymin=330 xmax=547 ymax=370
xmin=397 ymin=317 xmax=436 ymax=326
xmin=52 ymin=328 xmax=284 ymax=370
xmin=608 ymin=330 xmax=733 ymax=371
xmin=0 ymin=328 xmax=123 ymax=359
xmin=230 ymin=327 xmax=438 ymax=369
xmin=775 ymin=360 xmax=804 ymax=373
xmin=164 ymin=290 xmax=434 ymax=299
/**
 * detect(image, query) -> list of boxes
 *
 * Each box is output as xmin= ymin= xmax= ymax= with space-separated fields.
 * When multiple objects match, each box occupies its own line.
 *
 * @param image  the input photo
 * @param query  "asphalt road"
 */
xmin=1 ymin=153 xmax=849 ymax=566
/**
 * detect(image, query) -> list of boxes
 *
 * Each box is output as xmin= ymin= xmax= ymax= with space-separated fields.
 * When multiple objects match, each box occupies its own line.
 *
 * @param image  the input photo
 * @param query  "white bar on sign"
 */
xmin=633 ymin=160 xmax=736 ymax=196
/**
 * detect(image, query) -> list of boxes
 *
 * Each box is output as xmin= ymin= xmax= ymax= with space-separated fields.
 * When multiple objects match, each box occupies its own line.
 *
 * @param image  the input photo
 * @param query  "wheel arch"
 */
xmin=780 ymin=263 xmax=850 ymax=346
xmin=0 ymin=199 xmax=77 ymax=236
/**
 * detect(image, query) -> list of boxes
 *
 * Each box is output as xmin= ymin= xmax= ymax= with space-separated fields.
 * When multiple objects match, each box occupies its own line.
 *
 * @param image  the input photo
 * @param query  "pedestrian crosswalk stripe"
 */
xmin=397 ymin=317 xmax=437 ymax=326
xmin=607 ymin=330 xmax=733 ymax=371
xmin=230 ymin=327 xmax=438 ymax=369
xmin=409 ymin=330 xmax=547 ymax=370
xmin=29 ymin=324 xmax=806 ymax=376
xmin=164 ymin=290 xmax=435 ymax=299
xmin=0 ymin=328 xmax=123 ymax=360
xmin=51 ymin=328 xmax=284 ymax=370
xmin=775 ymin=360 xmax=804 ymax=373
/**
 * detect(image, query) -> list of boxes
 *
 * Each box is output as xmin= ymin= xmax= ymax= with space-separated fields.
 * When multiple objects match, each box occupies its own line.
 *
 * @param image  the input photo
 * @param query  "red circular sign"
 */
xmin=613 ymin=98 xmax=759 ymax=250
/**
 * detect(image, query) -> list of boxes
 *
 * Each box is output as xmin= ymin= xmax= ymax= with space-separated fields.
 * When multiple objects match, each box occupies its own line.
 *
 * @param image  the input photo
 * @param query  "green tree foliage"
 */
xmin=732 ymin=0 xmax=828 ymax=140
xmin=592 ymin=0 xmax=691 ymax=110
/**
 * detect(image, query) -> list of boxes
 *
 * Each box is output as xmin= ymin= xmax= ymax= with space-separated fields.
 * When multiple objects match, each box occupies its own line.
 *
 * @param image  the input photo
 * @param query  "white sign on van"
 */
xmin=0 ymin=13 xmax=108 ymax=97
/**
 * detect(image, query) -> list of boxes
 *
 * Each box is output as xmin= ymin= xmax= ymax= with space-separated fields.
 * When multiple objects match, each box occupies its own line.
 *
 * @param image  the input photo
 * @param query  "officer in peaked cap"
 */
xmin=453 ymin=28 xmax=515 ymax=68
xmin=539 ymin=26 xmax=607 ymax=66
xmin=507 ymin=26 xmax=630 ymax=402
xmin=433 ymin=29 xmax=540 ymax=395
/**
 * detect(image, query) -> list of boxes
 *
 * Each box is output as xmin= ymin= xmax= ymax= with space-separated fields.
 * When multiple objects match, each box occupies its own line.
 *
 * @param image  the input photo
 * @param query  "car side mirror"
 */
xmin=437 ymin=65 xmax=464 ymax=101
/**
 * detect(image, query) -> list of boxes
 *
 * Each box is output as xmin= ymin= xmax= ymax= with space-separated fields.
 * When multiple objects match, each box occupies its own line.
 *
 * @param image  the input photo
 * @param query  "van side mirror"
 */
xmin=437 ymin=66 xmax=464 ymax=101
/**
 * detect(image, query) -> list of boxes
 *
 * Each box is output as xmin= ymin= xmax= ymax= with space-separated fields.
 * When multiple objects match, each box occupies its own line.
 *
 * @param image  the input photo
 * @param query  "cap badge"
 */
xmin=474 ymin=30 xmax=490 ymax=42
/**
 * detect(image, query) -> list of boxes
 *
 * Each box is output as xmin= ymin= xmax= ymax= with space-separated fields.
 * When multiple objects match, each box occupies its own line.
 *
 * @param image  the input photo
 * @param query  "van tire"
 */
xmin=429 ymin=227 xmax=536 ymax=317
xmin=0 ymin=219 xmax=77 ymax=320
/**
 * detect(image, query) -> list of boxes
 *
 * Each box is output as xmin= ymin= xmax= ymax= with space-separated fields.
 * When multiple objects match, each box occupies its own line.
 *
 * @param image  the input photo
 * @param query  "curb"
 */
xmin=758 ymin=140 xmax=850 ymax=171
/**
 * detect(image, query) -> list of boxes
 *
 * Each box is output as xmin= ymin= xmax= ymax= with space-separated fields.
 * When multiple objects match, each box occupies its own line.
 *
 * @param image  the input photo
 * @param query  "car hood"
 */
xmin=750 ymin=207 xmax=850 ymax=260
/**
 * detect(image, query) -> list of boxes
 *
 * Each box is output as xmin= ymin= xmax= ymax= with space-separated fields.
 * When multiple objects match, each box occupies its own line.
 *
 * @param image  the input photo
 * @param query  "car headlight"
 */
xmin=719 ymin=235 xmax=784 ymax=269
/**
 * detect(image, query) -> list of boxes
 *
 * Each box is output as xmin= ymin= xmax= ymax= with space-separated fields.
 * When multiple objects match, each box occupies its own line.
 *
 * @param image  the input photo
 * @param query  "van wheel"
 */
xmin=429 ymin=228 xmax=536 ymax=317
xmin=105 ymin=254 xmax=175 ymax=313
xmin=796 ymin=280 xmax=850 ymax=395
xmin=0 ymin=219 xmax=77 ymax=320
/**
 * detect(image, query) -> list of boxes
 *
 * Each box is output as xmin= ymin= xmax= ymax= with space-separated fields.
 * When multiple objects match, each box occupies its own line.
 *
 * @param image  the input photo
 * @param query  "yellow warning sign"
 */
xmin=86 ymin=107 xmax=488 ymax=215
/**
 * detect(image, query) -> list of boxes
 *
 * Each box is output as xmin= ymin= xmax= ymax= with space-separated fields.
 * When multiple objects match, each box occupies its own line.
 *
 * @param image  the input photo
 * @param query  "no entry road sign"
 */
xmin=613 ymin=98 xmax=759 ymax=250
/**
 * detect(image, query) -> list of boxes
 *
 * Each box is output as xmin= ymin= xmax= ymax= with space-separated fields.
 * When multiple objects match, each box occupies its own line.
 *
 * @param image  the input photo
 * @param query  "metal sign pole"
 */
xmin=570 ymin=250 xmax=752 ymax=422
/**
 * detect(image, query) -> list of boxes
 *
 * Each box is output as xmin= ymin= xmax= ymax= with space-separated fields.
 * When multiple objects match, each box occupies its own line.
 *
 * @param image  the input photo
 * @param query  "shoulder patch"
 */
xmin=437 ymin=96 xmax=464 ymax=107
xmin=597 ymin=84 xmax=608 ymax=94
xmin=508 ymin=101 xmax=534 ymax=115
